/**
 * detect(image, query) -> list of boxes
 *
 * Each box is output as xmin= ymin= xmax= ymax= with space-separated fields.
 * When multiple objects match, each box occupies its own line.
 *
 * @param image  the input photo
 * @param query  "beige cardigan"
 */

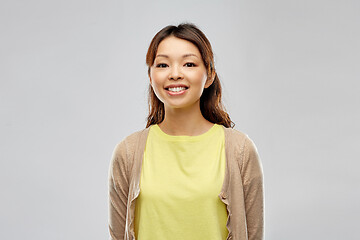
xmin=108 ymin=126 xmax=264 ymax=240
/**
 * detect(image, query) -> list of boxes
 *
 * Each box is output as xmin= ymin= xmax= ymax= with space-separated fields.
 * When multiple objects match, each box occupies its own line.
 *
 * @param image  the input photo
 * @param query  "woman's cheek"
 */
xmin=152 ymin=71 xmax=167 ymax=83
xmin=192 ymin=72 xmax=208 ymax=87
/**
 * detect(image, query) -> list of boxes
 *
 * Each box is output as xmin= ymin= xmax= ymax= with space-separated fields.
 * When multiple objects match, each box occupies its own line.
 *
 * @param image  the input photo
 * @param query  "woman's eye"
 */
xmin=156 ymin=63 xmax=168 ymax=68
xmin=185 ymin=62 xmax=196 ymax=67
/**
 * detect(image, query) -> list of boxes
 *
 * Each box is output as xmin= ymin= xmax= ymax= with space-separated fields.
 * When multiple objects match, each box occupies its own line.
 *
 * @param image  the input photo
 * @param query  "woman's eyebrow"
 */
xmin=155 ymin=53 xmax=199 ymax=59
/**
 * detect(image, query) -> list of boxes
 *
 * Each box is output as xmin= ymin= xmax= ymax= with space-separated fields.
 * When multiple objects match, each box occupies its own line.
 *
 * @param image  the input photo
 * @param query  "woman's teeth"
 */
xmin=168 ymin=87 xmax=186 ymax=92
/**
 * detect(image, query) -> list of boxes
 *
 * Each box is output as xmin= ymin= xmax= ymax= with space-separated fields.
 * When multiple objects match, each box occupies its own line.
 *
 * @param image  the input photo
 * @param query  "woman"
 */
xmin=109 ymin=23 xmax=264 ymax=240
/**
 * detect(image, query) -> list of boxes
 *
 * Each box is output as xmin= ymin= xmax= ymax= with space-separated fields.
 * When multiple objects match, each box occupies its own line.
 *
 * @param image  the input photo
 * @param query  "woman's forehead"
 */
xmin=156 ymin=36 xmax=201 ymax=58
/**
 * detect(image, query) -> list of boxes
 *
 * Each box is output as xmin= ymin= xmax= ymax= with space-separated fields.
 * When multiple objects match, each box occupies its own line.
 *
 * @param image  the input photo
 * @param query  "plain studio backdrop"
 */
xmin=1 ymin=0 xmax=359 ymax=239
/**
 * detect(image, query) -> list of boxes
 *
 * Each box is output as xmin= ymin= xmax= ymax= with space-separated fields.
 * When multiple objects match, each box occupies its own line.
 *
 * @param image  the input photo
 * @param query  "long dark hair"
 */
xmin=145 ymin=23 xmax=234 ymax=128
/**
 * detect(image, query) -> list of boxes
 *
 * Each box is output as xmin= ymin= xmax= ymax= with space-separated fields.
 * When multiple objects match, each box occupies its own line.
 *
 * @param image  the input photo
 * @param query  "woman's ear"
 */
xmin=204 ymin=71 xmax=216 ymax=88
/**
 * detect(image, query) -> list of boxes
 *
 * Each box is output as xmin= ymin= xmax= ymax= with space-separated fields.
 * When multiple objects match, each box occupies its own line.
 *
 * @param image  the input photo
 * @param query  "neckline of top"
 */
xmin=151 ymin=123 xmax=220 ymax=141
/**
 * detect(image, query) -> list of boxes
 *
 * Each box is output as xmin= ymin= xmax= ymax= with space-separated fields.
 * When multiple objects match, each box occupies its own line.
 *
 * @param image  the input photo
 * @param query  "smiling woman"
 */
xmin=108 ymin=23 xmax=264 ymax=240
xmin=145 ymin=24 xmax=231 ymax=132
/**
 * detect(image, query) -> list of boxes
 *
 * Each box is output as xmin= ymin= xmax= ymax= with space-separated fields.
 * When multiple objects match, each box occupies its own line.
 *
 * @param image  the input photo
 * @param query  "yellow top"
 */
xmin=134 ymin=123 xmax=228 ymax=240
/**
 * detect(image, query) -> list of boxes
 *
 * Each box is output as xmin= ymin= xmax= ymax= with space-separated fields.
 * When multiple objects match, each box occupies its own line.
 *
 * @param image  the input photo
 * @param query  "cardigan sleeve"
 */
xmin=241 ymin=136 xmax=264 ymax=240
xmin=108 ymin=140 xmax=129 ymax=240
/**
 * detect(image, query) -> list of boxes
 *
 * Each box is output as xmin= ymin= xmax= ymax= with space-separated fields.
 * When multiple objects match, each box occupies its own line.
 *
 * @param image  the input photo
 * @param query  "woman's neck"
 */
xmin=158 ymin=102 xmax=214 ymax=136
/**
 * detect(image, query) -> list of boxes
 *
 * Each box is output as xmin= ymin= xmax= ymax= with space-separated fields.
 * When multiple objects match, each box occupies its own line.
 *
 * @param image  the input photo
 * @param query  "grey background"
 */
xmin=1 ymin=0 xmax=359 ymax=239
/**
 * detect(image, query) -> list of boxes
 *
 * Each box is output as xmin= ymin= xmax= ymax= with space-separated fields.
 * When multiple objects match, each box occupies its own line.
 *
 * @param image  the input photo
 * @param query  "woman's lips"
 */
xmin=165 ymin=88 xmax=188 ymax=96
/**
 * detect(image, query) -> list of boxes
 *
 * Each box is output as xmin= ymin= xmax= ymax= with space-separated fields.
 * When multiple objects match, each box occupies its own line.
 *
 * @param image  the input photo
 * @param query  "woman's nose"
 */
xmin=168 ymin=65 xmax=183 ymax=80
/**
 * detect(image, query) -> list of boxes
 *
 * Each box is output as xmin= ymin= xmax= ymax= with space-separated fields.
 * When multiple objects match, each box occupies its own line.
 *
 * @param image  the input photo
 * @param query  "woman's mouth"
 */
xmin=165 ymin=86 xmax=188 ymax=96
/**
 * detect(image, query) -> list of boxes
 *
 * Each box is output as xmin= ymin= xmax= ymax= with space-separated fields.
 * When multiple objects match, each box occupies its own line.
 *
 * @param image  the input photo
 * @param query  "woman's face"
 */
xmin=149 ymin=36 xmax=213 ymax=110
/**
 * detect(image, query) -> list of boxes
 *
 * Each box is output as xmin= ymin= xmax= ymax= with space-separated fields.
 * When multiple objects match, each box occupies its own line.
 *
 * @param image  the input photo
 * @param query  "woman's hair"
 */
xmin=145 ymin=23 xmax=235 ymax=128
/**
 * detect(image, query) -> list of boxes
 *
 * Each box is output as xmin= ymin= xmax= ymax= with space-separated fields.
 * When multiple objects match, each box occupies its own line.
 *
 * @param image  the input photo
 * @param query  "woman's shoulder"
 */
xmin=110 ymin=128 xmax=150 ymax=170
xmin=222 ymin=126 xmax=250 ymax=142
xmin=222 ymin=126 xmax=259 ymax=153
xmin=123 ymin=127 xmax=150 ymax=143
xmin=115 ymin=127 xmax=150 ymax=148
xmin=222 ymin=126 xmax=261 ymax=169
